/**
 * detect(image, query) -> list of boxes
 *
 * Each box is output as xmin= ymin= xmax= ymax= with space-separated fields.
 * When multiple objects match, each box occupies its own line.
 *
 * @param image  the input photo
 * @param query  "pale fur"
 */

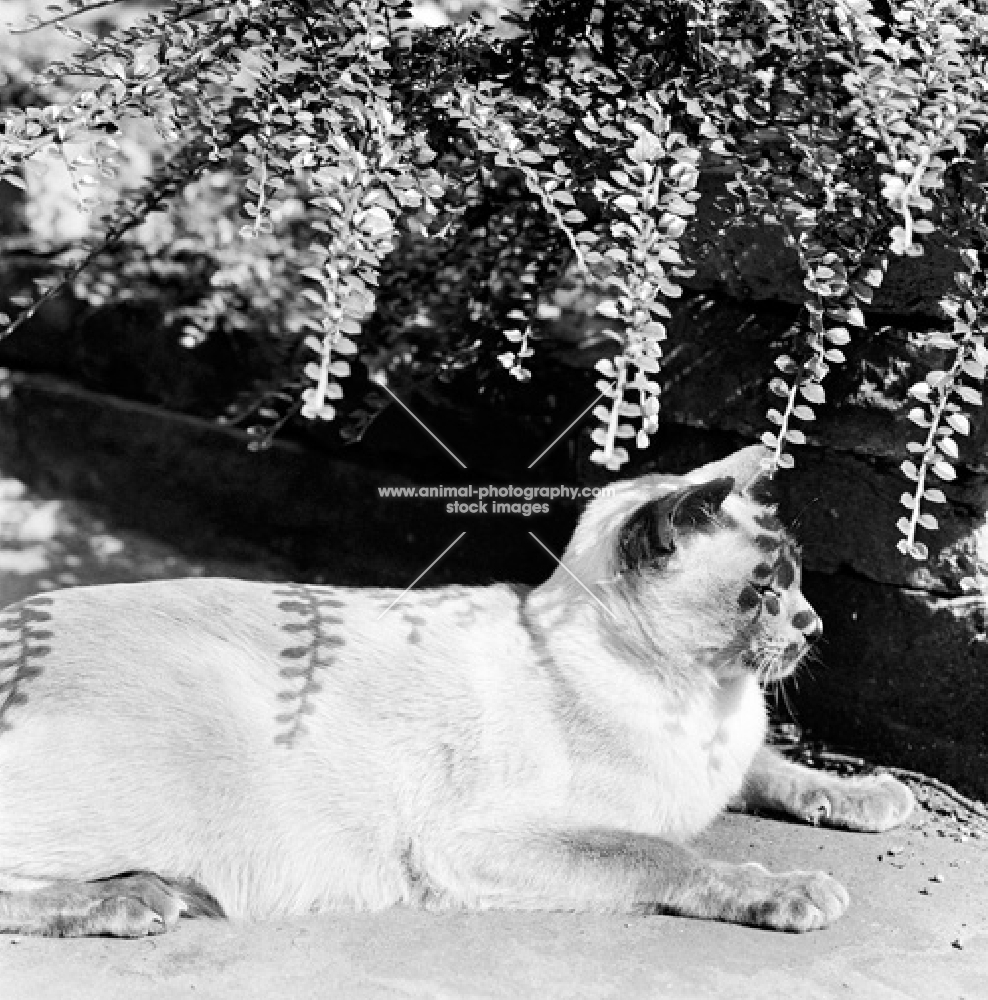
xmin=0 ymin=446 xmax=914 ymax=932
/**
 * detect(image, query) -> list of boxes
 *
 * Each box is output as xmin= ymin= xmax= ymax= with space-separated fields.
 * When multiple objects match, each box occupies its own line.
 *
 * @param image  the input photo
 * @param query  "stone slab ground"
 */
xmin=5 ymin=812 xmax=986 ymax=1000
xmin=1 ymin=475 xmax=986 ymax=1000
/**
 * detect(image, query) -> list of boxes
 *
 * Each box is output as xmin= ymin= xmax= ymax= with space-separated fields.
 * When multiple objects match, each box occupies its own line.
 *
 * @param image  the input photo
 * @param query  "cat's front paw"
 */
xmin=723 ymin=863 xmax=850 ymax=932
xmin=794 ymin=773 xmax=915 ymax=832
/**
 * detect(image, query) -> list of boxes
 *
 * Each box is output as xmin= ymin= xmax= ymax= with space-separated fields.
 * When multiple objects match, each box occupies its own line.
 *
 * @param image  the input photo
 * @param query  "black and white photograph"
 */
xmin=0 ymin=1 xmax=985 ymax=997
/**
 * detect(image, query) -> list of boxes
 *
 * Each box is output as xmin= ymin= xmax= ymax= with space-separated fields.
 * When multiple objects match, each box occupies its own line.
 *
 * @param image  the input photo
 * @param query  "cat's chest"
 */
xmin=560 ymin=675 xmax=767 ymax=840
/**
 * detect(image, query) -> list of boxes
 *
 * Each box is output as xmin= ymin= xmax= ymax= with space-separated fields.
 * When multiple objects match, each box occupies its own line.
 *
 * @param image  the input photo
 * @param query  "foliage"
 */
xmin=1 ymin=0 xmax=988 ymax=559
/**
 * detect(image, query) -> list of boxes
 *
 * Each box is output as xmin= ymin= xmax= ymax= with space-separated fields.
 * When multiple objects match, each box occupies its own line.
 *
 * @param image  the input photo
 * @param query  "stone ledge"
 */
xmin=0 ymin=372 xmax=577 ymax=586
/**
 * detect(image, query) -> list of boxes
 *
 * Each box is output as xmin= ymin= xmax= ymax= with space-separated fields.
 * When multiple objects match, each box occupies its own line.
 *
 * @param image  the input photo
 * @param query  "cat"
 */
xmin=0 ymin=444 xmax=914 ymax=937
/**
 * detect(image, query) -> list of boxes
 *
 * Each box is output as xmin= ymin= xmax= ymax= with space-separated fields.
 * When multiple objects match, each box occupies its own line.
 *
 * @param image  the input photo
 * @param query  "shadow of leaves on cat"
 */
xmin=0 ymin=596 xmax=54 ymax=735
xmin=0 ymin=446 xmax=913 ymax=937
xmin=274 ymin=584 xmax=347 ymax=747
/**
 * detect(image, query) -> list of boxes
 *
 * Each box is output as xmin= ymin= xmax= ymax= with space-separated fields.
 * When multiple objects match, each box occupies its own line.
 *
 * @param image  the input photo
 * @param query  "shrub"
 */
xmin=1 ymin=0 xmax=987 ymax=562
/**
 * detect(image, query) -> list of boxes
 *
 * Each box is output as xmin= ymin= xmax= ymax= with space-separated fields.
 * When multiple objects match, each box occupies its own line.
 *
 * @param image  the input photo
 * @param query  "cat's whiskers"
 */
xmin=748 ymin=636 xmax=802 ymax=687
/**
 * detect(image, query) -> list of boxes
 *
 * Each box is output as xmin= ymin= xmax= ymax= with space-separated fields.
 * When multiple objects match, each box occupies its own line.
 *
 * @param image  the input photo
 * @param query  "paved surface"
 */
xmin=1 ymin=476 xmax=986 ymax=1000
xmin=5 ymin=813 xmax=986 ymax=1000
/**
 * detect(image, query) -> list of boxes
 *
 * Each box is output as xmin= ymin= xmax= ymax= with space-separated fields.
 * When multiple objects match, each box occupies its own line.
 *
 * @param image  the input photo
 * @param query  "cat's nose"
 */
xmin=790 ymin=609 xmax=822 ymax=642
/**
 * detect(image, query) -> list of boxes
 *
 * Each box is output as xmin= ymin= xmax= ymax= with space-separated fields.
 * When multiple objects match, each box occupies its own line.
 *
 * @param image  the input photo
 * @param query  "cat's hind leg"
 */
xmin=732 ymin=748 xmax=915 ymax=832
xmin=0 ymin=871 xmax=224 ymax=937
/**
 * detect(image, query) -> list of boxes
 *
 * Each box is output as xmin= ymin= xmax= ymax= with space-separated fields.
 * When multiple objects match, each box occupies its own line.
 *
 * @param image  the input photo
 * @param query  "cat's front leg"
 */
xmin=732 ymin=747 xmax=915 ymax=832
xmin=440 ymin=827 xmax=848 ymax=932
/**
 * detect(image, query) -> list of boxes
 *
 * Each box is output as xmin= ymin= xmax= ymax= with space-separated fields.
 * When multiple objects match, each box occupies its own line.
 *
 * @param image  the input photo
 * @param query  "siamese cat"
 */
xmin=0 ymin=445 xmax=913 ymax=937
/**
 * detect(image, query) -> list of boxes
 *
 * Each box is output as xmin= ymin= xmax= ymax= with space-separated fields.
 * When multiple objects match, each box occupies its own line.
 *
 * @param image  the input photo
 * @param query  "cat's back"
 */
xmin=0 ymin=576 xmax=535 ymax=738
xmin=2 ymin=578 xmax=319 ymax=716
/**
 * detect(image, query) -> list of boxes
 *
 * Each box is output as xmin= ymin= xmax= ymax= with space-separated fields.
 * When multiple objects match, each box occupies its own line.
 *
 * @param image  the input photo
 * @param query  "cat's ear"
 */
xmin=689 ymin=445 xmax=774 ymax=502
xmin=618 ymin=476 xmax=735 ymax=573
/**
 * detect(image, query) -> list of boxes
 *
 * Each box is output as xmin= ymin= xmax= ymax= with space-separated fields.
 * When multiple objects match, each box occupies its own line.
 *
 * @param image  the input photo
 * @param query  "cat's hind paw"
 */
xmin=46 ymin=873 xmax=188 ymax=938
xmin=67 ymin=895 xmax=171 ymax=938
xmin=795 ymin=773 xmax=915 ymax=833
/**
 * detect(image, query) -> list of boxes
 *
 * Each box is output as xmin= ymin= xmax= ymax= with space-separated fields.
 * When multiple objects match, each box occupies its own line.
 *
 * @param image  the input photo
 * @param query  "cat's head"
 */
xmin=558 ymin=445 xmax=821 ymax=685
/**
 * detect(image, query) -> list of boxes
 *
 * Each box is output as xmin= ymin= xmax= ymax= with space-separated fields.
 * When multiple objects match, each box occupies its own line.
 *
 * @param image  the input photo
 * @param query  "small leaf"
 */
xmin=938 ymin=437 xmax=959 ymax=460
xmin=800 ymin=382 xmax=825 ymax=404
